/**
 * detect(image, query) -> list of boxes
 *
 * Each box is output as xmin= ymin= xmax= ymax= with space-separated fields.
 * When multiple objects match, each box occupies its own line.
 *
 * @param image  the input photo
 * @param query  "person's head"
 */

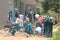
xmin=50 ymin=19 xmax=52 ymax=21
xmin=25 ymin=18 xmax=30 ymax=22
xmin=9 ymin=11 xmax=12 ymax=16
xmin=10 ymin=11 xmax=12 ymax=13
xmin=15 ymin=12 xmax=19 ymax=17
xmin=19 ymin=13 xmax=22 ymax=14
xmin=37 ymin=12 xmax=40 ymax=15
xmin=38 ymin=15 xmax=42 ymax=18
xmin=16 ymin=15 xmax=20 ymax=18
xmin=46 ymin=16 xmax=51 ymax=21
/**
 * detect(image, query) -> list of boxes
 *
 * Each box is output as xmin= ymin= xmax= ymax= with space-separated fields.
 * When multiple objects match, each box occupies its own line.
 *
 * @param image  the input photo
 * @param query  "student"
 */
xmin=35 ymin=13 xmax=40 ymax=20
xmin=8 ymin=11 xmax=12 ymax=21
xmin=14 ymin=16 xmax=20 ymax=31
xmin=37 ymin=16 xmax=43 ymax=28
xmin=35 ymin=27 xmax=41 ymax=35
xmin=19 ymin=14 xmax=24 ymax=32
xmin=44 ymin=16 xmax=51 ymax=37
xmin=55 ymin=19 xmax=57 ymax=25
xmin=24 ymin=18 xmax=33 ymax=35
xmin=15 ymin=12 xmax=18 ymax=18
xmin=49 ymin=19 xmax=53 ymax=37
xmin=32 ymin=25 xmax=36 ymax=35
xmin=9 ymin=16 xmax=20 ymax=36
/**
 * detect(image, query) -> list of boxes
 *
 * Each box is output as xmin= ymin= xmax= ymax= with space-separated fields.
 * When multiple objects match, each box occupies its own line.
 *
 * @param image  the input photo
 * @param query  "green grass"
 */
xmin=51 ymin=27 xmax=60 ymax=40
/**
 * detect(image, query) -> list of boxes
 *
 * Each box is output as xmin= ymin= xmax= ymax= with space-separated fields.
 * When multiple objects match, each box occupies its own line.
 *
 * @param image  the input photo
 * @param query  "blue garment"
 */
xmin=46 ymin=16 xmax=50 ymax=22
xmin=24 ymin=22 xmax=33 ymax=34
xmin=36 ymin=22 xmax=42 ymax=27
xmin=44 ymin=26 xmax=50 ymax=37
xmin=9 ymin=24 xmax=20 ymax=35
xmin=14 ymin=24 xmax=20 ymax=31
xmin=44 ymin=16 xmax=51 ymax=37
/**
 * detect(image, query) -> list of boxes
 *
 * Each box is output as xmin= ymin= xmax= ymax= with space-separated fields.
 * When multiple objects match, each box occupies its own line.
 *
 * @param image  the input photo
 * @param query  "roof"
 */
xmin=19 ymin=0 xmax=40 ymax=8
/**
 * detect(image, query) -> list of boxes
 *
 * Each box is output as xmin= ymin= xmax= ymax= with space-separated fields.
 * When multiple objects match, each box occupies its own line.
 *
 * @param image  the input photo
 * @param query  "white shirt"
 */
xmin=35 ymin=14 xmax=40 ymax=19
xmin=30 ymin=11 xmax=33 ymax=14
xmin=19 ymin=14 xmax=24 ymax=20
xmin=15 ymin=18 xmax=20 ymax=24
xmin=35 ymin=27 xmax=41 ymax=33
xmin=19 ymin=14 xmax=24 ymax=27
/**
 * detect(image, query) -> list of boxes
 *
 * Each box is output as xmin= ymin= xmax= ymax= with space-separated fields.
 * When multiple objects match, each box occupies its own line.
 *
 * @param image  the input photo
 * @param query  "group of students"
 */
xmin=35 ymin=14 xmax=53 ymax=37
xmin=4 ymin=12 xmax=53 ymax=37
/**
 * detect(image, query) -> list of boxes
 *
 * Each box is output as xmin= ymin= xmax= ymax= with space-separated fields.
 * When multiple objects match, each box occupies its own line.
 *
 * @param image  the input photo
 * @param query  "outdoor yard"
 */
xmin=0 ymin=24 xmax=59 ymax=40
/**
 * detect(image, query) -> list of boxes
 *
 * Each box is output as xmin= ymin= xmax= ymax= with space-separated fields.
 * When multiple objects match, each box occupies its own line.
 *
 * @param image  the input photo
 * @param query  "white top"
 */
xmin=30 ymin=11 xmax=33 ymax=14
xmin=19 ymin=14 xmax=24 ymax=27
xmin=35 ymin=27 xmax=41 ymax=33
xmin=35 ymin=14 xmax=40 ymax=19
xmin=19 ymin=14 xmax=24 ymax=20
xmin=15 ymin=18 xmax=20 ymax=24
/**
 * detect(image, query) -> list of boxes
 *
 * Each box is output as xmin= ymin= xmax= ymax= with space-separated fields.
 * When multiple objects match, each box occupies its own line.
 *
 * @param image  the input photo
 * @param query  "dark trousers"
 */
xmin=24 ymin=23 xmax=33 ymax=34
xmin=49 ymin=26 xmax=52 ymax=37
xmin=36 ymin=22 xmax=42 ymax=27
xmin=9 ymin=24 xmax=20 ymax=35
xmin=44 ymin=26 xmax=50 ymax=37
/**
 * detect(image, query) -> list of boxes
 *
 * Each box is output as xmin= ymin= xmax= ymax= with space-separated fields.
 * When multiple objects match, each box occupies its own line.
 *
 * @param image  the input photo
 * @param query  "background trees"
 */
xmin=37 ymin=0 xmax=60 ymax=22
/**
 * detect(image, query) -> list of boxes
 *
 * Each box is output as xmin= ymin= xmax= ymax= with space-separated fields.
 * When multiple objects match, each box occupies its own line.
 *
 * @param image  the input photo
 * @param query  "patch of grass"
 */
xmin=51 ymin=26 xmax=60 ymax=40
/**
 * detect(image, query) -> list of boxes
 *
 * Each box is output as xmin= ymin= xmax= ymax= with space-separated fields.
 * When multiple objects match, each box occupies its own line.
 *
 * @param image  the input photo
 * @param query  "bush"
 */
xmin=51 ymin=27 xmax=60 ymax=40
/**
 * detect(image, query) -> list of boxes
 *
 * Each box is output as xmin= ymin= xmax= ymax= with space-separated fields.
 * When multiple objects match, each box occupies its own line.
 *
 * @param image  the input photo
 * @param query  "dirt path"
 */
xmin=53 ymin=24 xmax=60 ymax=35
xmin=0 ymin=29 xmax=50 ymax=40
xmin=0 ymin=24 xmax=60 ymax=40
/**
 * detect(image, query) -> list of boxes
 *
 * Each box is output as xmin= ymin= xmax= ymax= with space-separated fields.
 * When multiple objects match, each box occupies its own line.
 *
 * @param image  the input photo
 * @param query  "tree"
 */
xmin=38 ymin=0 xmax=60 ymax=22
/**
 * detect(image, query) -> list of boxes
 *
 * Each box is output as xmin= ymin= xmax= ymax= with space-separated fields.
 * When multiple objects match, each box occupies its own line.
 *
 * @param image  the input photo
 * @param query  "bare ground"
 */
xmin=0 ymin=24 xmax=60 ymax=40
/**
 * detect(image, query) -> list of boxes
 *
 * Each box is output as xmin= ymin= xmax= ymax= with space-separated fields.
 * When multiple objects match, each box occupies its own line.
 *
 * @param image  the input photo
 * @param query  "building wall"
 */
xmin=0 ymin=0 xmax=12 ymax=25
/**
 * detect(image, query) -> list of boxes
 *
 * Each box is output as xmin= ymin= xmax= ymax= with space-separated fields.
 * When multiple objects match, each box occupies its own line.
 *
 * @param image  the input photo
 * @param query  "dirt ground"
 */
xmin=0 ymin=29 xmax=50 ymax=40
xmin=0 ymin=24 xmax=59 ymax=40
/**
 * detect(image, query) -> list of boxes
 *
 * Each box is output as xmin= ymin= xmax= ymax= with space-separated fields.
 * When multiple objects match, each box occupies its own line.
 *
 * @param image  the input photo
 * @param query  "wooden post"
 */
xmin=12 ymin=0 xmax=15 ymax=22
xmin=58 ymin=11 xmax=60 ymax=23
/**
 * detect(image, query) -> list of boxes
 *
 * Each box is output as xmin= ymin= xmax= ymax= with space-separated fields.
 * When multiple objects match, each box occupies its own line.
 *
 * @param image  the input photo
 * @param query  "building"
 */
xmin=0 ymin=0 xmax=40 ymax=25
xmin=0 ymin=0 xmax=12 ymax=25
xmin=14 ymin=0 xmax=40 ymax=14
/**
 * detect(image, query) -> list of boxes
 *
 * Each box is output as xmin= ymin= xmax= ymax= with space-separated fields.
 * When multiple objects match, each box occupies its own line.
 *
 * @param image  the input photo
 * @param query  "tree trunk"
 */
xmin=58 ymin=12 xmax=60 ymax=23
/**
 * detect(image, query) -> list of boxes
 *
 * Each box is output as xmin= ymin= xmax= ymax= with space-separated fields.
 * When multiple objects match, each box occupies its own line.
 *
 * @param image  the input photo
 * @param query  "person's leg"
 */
xmin=20 ymin=27 xmax=24 ymax=32
xmin=39 ymin=22 xmax=42 ymax=27
xmin=29 ymin=24 xmax=33 ymax=34
xmin=44 ymin=26 xmax=49 ymax=37
xmin=4 ymin=24 xmax=10 ymax=29
xmin=33 ymin=30 xmax=36 ymax=36
xmin=49 ymin=26 xmax=52 ymax=37
xmin=24 ymin=26 xmax=28 ymax=33
xmin=14 ymin=24 xmax=19 ymax=31
xmin=9 ymin=28 xmax=12 ymax=33
xmin=17 ymin=25 xmax=20 ymax=31
xmin=11 ymin=24 xmax=17 ymax=36
xmin=25 ymin=23 xmax=33 ymax=34
xmin=11 ymin=28 xmax=16 ymax=36
xmin=46 ymin=26 xmax=50 ymax=37
xmin=36 ymin=22 xmax=39 ymax=27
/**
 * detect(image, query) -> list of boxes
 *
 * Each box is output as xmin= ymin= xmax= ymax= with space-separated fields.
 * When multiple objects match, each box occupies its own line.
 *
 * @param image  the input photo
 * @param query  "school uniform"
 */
xmin=24 ymin=22 xmax=33 ymax=34
xmin=44 ymin=16 xmax=51 ymax=37
xmin=9 ymin=17 xmax=20 ymax=35
xmin=38 ymin=17 xmax=43 ymax=28
xmin=49 ymin=20 xmax=53 ymax=37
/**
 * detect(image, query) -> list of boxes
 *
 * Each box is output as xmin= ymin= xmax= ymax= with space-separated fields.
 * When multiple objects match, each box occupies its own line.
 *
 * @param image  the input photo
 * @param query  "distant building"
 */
xmin=0 ymin=0 xmax=12 ymax=25
xmin=0 ymin=0 xmax=40 ymax=25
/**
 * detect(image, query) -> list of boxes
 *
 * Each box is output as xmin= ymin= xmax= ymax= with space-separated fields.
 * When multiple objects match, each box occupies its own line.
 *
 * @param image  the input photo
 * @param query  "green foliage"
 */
xmin=43 ymin=0 xmax=60 ymax=13
xmin=37 ymin=0 xmax=60 ymax=19
xmin=48 ymin=9 xmax=57 ymax=19
xmin=51 ymin=27 xmax=60 ymax=40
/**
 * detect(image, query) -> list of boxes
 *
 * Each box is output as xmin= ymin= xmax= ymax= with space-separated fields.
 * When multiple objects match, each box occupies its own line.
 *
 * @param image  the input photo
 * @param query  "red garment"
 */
xmin=38 ymin=17 xmax=43 ymax=22
xmin=32 ymin=25 xmax=35 ymax=30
